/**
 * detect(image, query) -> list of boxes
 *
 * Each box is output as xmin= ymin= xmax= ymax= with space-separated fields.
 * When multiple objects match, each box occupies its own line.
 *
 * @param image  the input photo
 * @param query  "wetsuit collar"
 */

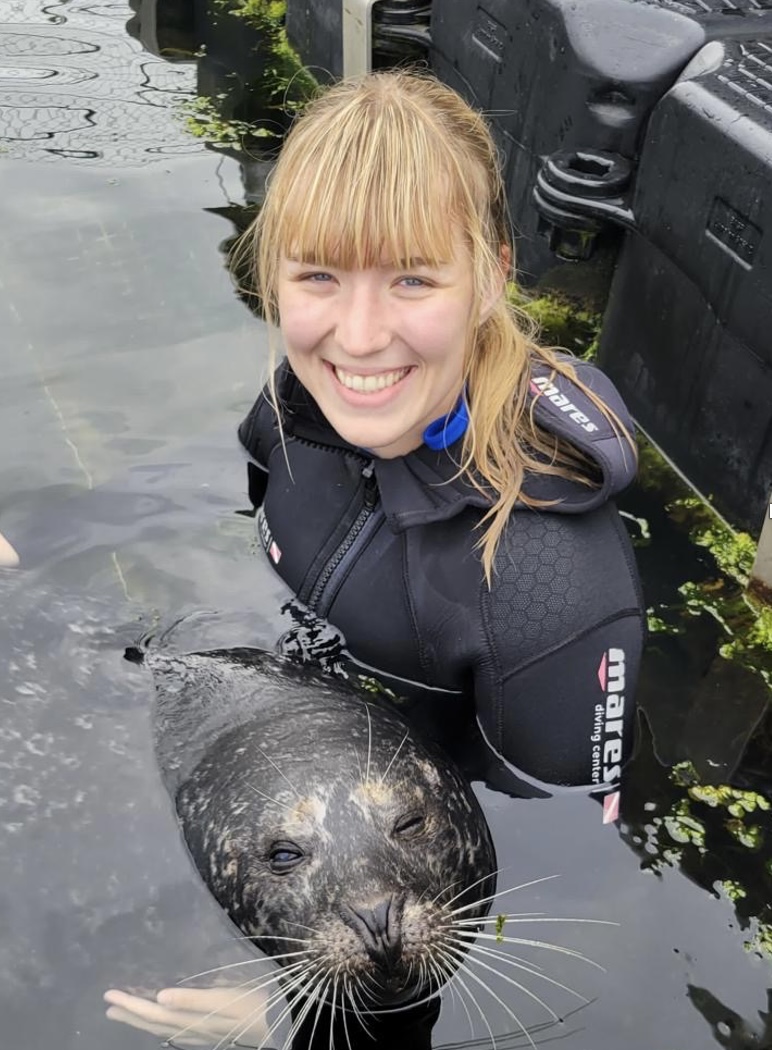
xmin=268 ymin=360 xmax=636 ymax=532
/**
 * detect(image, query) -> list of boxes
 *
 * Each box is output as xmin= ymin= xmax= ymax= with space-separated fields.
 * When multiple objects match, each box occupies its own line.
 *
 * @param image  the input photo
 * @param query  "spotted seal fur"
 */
xmin=129 ymin=645 xmax=497 ymax=1035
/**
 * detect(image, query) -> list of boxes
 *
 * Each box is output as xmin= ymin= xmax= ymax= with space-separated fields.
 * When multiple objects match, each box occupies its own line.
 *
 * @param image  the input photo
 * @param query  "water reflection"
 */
xmin=0 ymin=0 xmax=198 ymax=163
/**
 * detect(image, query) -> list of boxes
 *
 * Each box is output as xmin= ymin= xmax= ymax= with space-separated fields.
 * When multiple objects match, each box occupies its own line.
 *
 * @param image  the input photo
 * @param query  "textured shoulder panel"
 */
xmin=525 ymin=356 xmax=638 ymax=513
xmin=485 ymin=503 xmax=642 ymax=673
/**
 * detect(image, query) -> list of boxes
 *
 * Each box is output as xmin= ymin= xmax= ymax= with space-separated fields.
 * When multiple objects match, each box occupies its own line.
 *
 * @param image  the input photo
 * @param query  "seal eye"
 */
xmin=393 ymin=812 xmax=426 ymax=838
xmin=267 ymin=843 xmax=305 ymax=874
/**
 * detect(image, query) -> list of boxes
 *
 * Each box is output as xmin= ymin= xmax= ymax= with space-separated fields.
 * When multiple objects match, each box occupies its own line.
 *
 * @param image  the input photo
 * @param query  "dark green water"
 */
xmin=1 ymin=3 xmax=770 ymax=1048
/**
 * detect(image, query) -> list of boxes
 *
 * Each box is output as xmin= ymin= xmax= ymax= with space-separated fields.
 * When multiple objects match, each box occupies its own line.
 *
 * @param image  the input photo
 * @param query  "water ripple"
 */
xmin=0 ymin=0 xmax=201 ymax=166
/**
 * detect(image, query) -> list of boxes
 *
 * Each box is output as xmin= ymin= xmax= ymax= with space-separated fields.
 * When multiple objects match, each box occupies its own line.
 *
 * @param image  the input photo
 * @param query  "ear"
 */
xmin=479 ymin=244 xmax=512 ymax=324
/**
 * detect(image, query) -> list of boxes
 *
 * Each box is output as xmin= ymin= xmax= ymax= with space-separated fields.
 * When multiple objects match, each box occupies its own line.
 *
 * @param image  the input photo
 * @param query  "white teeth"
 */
xmin=334 ymin=366 xmax=409 ymax=393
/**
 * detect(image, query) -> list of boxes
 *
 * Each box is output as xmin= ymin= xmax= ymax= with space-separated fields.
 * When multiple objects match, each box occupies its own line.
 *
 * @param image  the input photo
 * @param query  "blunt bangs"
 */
xmin=267 ymin=100 xmax=472 ymax=274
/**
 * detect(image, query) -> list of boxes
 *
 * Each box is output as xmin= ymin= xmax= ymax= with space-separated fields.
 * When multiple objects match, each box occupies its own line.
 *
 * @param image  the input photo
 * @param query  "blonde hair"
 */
xmin=238 ymin=68 xmax=635 ymax=583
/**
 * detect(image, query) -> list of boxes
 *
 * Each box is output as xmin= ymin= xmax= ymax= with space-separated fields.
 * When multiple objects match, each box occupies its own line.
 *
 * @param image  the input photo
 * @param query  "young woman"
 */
xmin=104 ymin=66 xmax=644 ymax=1045
xmin=236 ymin=67 xmax=644 ymax=798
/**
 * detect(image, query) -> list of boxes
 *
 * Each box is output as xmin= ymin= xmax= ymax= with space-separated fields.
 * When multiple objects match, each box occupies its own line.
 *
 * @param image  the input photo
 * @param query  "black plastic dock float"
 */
xmin=596 ymin=36 xmax=772 ymax=533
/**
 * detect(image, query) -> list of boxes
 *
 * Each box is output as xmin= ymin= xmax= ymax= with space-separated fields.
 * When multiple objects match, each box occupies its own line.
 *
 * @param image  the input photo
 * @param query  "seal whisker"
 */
xmin=358 ymin=971 xmax=381 ymax=1012
xmin=339 ymin=973 xmax=355 ymax=1050
xmin=263 ymin=963 xmax=319 ymax=1012
xmin=443 ymin=937 xmax=565 ymax=1021
xmin=352 ymin=978 xmax=377 ymax=1035
xmin=445 ymin=874 xmax=562 ymax=917
xmin=362 ymin=980 xmax=443 ymax=1017
xmin=440 ymin=943 xmax=537 ymax=1050
xmin=378 ymin=729 xmax=409 ymax=786
xmin=226 ymin=933 xmax=313 ymax=945
xmin=247 ymin=782 xmax=294 ymax=809
xmin=429 ymin=876 xmax=466 ymax=908
xmin=450 ymin=912 xmax=546 ymax=924
xmin=305 ymin=976 xmax=333 ymax=1050
xmin=435 ymin=948 xmax=500 ymax=1050
xmin=433 ymin=866 xmax=505 ymax=908
xmin=446 ymin=934 xmax=547 ymax=973
xmin=327 ymin=968 xmax=343 ymax=1050
xmin=284 ymin=919 xmax=321 ymax=936
xmin=249 ymin=932 xmax=315 ymax=944
xmin=262 ymin=961 xmax=316 ymax=1014
xmin=254 ymin=744 xmax=303 ymax=800
xmin=437 ymin=952 xmax=476 ymax=1039
xmin=176 ymin=949 xmax=314 ymax=985
xmin=232 ymin=960 xmax=317 ymax=1035
xmin=459 ymin=940 xmax=591 ymax=1005
xmin=167 ymin=964 xmax=304 ymax=1049
xmin=356 ymin=975 xmax=384 ymax=1019
xmin=258 ymin=966 xmax=321 ymax=1050
xmin=210 ymin=983 xmax=281 ymax=1050
xmin=364 ymin=703 xmax=373 ymax=786
xmin=344 ymin=976 xmax=369 ymax=1038
xmin=451 ymin=914 xmax=617 ymax=928
xmin=258 ymin=949 xmax=316 ymax=963
xmin=350 ymin=741 xmax=365 ymax=786
xmin=227 ymin=999 xmax=275 ymax=1050
xmin=453 ymin=929 xmax=606 ymax=968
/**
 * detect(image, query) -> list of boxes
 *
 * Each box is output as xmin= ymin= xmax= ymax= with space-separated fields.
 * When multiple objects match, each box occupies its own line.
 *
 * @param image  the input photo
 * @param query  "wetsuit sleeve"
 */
xmin=477 ymin=613 xmax=643 ymax=789
xmin=475 ymin=505 xmax=645 ymax=790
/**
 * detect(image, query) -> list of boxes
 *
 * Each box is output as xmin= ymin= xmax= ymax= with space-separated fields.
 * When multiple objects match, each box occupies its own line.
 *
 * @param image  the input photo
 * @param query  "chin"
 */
xmin=327 ymin=420 xmax=400 ymax=457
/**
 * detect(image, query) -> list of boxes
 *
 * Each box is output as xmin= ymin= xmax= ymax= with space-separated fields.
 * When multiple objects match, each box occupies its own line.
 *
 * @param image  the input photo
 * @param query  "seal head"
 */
xmin=139 ymin=647 xmax=497 ymax=1009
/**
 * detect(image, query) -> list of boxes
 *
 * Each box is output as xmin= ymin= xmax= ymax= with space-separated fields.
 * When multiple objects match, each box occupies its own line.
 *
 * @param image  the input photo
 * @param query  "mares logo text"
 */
xmin=257 ymin=507 xmax=282 ymax=565
xmin=530 ymin=376 xmax=599 ymax=433
xmin=590 ymin=648 xmax=626 ymax=784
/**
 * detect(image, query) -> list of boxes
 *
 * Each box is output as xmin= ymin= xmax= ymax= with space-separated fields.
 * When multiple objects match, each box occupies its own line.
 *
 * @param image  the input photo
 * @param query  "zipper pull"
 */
xmin=362 ymin=459 xmax=377 ymax=507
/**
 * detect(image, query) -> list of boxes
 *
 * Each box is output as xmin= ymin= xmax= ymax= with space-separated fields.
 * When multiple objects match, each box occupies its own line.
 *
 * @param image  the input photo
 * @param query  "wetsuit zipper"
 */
xmin=306 ymin=460 xmax=381 ymax=615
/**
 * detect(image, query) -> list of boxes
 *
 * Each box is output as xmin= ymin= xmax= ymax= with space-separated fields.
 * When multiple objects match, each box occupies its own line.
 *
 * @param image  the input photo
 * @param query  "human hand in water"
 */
xmin=0 ymin=530 xmax=19 ymax=568
xmin=104 ymin=985 xmax=269 ymax=1047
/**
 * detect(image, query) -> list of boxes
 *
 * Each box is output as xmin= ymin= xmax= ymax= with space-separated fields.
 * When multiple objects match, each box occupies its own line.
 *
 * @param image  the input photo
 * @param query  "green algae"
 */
xmin=495 ymin=914 xmax=507 ymax=943
xmin=214 ymin=0 xmax=319 ymax=115
xmin=635 ymin=435 xmax=771 ymax=690
xmin=179 ymin=0 xmax=318 ymax=152
xmin=627 ymin=759 xmax=772 ymax=957
xmin=506 ymin=284 xmax=602 ymax=360
xmin=356 ymin=675 xmax=400 ymax=702
xmin=181 ymin=95 xmax=275 ymax=150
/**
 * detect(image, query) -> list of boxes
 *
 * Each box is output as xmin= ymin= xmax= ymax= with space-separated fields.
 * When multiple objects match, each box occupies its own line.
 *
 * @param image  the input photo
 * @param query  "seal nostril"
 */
xmin=341 ymin=894 xmax=404 ymax=968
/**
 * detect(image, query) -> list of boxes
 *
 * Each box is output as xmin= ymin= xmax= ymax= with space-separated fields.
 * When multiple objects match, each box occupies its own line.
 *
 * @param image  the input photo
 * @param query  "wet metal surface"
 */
xmin=1 ymin=3 xmax=771 ymax=1048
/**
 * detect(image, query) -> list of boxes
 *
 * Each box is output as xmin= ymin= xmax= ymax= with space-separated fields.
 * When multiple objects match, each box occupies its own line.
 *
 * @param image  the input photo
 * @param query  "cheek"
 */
xmin=408 ymin=303 xmax=470 ymax=362
xmin=279 ymin=295 xmax=326 ymax=353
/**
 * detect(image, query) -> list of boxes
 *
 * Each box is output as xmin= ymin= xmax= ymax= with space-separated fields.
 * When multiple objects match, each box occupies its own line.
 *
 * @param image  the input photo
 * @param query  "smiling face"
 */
xmin=252 ymin=74 xmax=512 ymax=458
xmin=277 ymin=231 xmax=496 ymax=458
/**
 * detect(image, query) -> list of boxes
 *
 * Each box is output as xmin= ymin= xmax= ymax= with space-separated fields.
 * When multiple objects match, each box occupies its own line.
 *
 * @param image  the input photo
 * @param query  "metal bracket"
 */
xmin=342 ymin=0 xmax=380 ymax=77
xmin=532 ymin=149 xmax=637 ymax=262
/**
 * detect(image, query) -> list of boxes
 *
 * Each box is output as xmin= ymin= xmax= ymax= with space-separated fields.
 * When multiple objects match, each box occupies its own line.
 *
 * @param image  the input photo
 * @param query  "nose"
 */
xmin=335 ymin=283 xmax=391 ymax=358
xmin=340 ymin=894 xmax=404 ymax=970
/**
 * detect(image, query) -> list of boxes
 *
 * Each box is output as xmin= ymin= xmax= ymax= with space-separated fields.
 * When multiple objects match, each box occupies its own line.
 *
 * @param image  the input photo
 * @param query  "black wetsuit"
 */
xmin=238 ymin=357 xmax=645 ymax=794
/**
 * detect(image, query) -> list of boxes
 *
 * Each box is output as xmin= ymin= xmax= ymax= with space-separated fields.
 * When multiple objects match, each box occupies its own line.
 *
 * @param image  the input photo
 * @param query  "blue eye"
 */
xmin=268 ymin=843 xmax=305 ymax=873
xmin=401 ymin=277 xmax=427 ymax=288
xmin=305 ymin=272 xmax=333 ymax=283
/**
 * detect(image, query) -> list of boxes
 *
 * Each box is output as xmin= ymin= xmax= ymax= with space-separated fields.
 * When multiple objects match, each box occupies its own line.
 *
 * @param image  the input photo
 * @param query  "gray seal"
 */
xmin=129 ymin=645 xmax=497 ymax=1030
